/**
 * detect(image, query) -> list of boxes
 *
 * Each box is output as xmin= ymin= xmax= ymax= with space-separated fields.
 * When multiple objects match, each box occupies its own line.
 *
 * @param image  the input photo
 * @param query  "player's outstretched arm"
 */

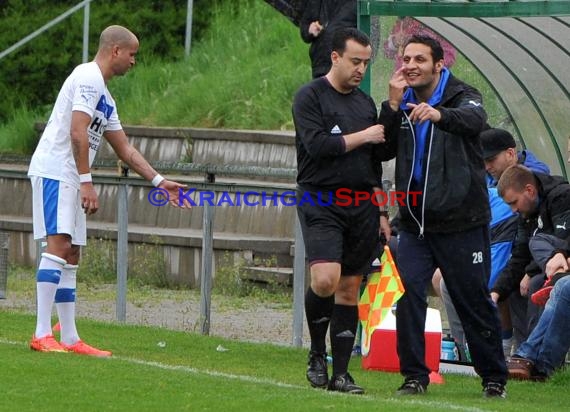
xmin=104 ymin=129 xmax=192 ymax=208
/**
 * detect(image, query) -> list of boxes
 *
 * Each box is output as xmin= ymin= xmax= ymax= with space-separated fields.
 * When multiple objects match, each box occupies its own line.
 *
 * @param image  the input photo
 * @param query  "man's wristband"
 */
xmin=79 ymin=173 xmax=92 ymax=183
xmin=152 ymin=174 xmax=165 ymax=187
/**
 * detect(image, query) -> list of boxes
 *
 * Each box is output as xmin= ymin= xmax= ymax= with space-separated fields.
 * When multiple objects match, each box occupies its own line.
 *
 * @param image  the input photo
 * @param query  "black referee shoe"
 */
xmin=306 ymin=351 xmax=328 ymax=388
xmin=396 ymin=379 xmax=427 ymax=395
xmin=327 ymin=373 xmax=364 ymax=394
xmin=483 ymin=382 xmax=507 ymax=399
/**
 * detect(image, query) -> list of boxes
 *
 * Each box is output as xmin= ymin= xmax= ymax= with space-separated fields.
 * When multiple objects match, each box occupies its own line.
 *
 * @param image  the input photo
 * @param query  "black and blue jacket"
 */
xmin=491 ymin=173 xmax=570 ymax=300
xmin=380 ymin=74 xmax=489 ymax=234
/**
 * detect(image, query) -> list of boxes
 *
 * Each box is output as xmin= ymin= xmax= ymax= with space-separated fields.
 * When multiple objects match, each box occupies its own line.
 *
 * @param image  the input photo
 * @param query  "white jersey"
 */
xmin=28 ymin=61 xmax=122 ymax=187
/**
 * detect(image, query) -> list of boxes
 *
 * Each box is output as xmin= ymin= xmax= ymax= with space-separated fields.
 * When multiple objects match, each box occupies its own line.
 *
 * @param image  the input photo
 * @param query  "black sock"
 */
xmin=330 ymin=304 xmax=358 ymax=377
xmin=305 ymin=287 xmax=334 ymax=354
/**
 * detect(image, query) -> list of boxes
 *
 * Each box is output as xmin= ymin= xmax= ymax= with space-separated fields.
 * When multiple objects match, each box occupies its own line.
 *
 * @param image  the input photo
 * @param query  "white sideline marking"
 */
xmin=1 ymin=338 xmax=493 ymax=412
xmin=116 ymin=355 xmax=304 ymax=389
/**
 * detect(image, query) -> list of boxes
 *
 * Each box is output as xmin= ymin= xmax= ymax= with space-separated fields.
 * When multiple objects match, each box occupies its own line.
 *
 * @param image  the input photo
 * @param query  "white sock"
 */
xmin=56 ymin=264 xmax=80 ymax=345
xmin=35 ymin=253 xmax=66 ymax=338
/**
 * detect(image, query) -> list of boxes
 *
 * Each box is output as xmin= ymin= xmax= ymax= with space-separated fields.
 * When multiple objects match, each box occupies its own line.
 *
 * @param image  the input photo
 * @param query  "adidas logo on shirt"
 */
xmin=331 ymin=125 xmax=342 ymax=134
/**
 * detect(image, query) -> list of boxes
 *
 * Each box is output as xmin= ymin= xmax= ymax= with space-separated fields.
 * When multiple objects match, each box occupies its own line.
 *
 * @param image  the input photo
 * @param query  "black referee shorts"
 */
xmin=296 ymin=189 xmax=381 ymax=276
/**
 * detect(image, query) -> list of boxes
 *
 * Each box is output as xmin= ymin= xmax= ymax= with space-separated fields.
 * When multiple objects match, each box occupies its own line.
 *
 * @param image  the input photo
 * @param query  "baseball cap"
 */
xmin=480 ymin=128 xmax=516 ymax=160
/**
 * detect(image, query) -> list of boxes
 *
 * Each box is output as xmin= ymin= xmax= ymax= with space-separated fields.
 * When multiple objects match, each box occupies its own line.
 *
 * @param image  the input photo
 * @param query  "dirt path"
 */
xmin=0 ymin=284 xmax=311 ymax=347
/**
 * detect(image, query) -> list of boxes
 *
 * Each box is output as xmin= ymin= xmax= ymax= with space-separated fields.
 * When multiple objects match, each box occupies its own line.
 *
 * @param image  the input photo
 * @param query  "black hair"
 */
xmin=403 ymin=35 xmax=444 ymax=63
xmin=331 ymin=27 xmax=370 ymax=55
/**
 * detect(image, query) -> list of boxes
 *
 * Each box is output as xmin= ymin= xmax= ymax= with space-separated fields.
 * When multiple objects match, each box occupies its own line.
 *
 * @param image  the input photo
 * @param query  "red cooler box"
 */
xmin=362 ymin=308 xmax=442 ymax=372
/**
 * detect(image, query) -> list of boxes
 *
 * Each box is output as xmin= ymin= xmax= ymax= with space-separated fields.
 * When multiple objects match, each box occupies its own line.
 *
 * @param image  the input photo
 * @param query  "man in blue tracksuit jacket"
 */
xmin=482 ymin=128 xmax=551 ymax=353
xmin=379 ymin=35 xmax=507 ymax=398
xmin=482 ymin=128 xmax=550 ymax=188
xmin=491 ymin=169 xmax=570 ymax=305
xmin=440 ymin=128 xmax=551 ymax=359
xmin=481 ymin=129 xmax=550 ymax=291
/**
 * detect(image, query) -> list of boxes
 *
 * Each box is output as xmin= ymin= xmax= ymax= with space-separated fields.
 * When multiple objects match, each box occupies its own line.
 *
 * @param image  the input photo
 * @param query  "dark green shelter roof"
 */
xmin=358 ymin=1 xmax=570 ymax=176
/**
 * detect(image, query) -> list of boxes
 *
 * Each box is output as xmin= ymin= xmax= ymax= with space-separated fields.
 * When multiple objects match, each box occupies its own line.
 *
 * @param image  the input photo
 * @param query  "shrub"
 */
xmin=129 ymin=236 xmax=171 ymax=288
xmin=0 ymin=0 xmax=227 ymax=123
xmin=79 ymin=236 xmax=171 ymax=288
xmin=78 ymin=237 xmax=117 ymax=285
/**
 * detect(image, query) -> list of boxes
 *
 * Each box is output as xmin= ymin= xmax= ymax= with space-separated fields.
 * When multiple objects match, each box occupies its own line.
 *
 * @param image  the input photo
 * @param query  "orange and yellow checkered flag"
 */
xmin=358 ymin=245 xmax=405 ymax=357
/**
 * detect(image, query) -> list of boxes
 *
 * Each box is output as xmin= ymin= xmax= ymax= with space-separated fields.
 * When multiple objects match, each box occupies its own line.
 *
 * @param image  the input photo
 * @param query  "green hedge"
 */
xmin=0 ymin=0 xmax=224 ymax=122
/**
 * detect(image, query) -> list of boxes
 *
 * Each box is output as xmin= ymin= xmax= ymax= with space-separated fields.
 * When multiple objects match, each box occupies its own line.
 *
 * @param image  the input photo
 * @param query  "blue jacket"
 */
xmin=491 ymin=173 xmax=570 ymax=300
xmin=487 ymin=150 xmax=550 ymax=290
xmin=488 ymin=188 xmax=518 ymax=288
xmin=487 ymin=150 xmax=550 ymax=187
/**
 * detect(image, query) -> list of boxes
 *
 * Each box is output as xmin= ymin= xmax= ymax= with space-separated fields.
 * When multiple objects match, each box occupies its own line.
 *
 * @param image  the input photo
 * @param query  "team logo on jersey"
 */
xmin=79 ymin=84 xmax=97 ymax=105
xmin=96 ymin=95 xmax=115 ymax=119
xmin=330 ymin=125 xmax=342 ymax=134
xmin=537 ymin=216 xmax=543 ymax=229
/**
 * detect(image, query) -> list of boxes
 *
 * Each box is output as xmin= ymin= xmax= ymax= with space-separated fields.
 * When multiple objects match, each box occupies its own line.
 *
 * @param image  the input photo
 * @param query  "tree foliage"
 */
xmin=0 ymin=0 xmax=224 ymax=122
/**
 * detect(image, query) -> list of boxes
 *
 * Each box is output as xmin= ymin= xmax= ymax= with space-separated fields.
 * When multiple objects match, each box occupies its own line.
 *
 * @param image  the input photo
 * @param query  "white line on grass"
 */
xmin=1 ymin=338 xmax=495 ymax=412
xmin=116 ymin=355 xmax=305 ymax=389
xmin=115 ymin=356 xmax=494 ymax=412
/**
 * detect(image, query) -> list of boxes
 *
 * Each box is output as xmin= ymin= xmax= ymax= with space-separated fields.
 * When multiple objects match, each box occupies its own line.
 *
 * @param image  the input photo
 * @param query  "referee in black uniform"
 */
xmin=292 ymin=27 xmax=395 ymax=394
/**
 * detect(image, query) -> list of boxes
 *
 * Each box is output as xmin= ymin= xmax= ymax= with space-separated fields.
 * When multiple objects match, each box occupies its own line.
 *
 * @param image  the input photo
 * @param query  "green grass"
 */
xmin=1 ymin=309 xmax=570 ymax=411
xmin=108 ymin=1 xmax=309 ymax=130
xmin=0 ymin=105 xmax=43 ymax=154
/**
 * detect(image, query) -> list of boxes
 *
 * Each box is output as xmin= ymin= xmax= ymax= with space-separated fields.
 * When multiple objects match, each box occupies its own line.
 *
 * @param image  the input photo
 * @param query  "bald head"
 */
xmin=95 ymin=25 xmax=139 ymax=81
xmin=98 ymin=25 xmax=138 ymax=51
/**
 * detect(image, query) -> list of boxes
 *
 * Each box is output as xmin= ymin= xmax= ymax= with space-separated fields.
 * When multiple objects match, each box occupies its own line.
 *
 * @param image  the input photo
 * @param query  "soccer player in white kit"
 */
xmin=28 ymin=25 xmax=190 ymax=356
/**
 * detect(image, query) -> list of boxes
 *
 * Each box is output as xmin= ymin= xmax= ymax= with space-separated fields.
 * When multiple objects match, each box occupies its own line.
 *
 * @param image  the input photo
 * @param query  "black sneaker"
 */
xmin=327 ymin=372 xmax=364 ymax=394
xmin=306 ymin=351 xmax=328 ymax=388
xmin=396 ymin=379 xmax=427 ymax=395
xmin=483 ymin=382 xmax=507 ymax=399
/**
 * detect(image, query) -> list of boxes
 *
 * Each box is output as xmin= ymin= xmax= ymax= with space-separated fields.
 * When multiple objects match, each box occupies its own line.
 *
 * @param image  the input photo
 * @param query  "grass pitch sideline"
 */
xmin=0 ymin=311 xmax=568 ymax=411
